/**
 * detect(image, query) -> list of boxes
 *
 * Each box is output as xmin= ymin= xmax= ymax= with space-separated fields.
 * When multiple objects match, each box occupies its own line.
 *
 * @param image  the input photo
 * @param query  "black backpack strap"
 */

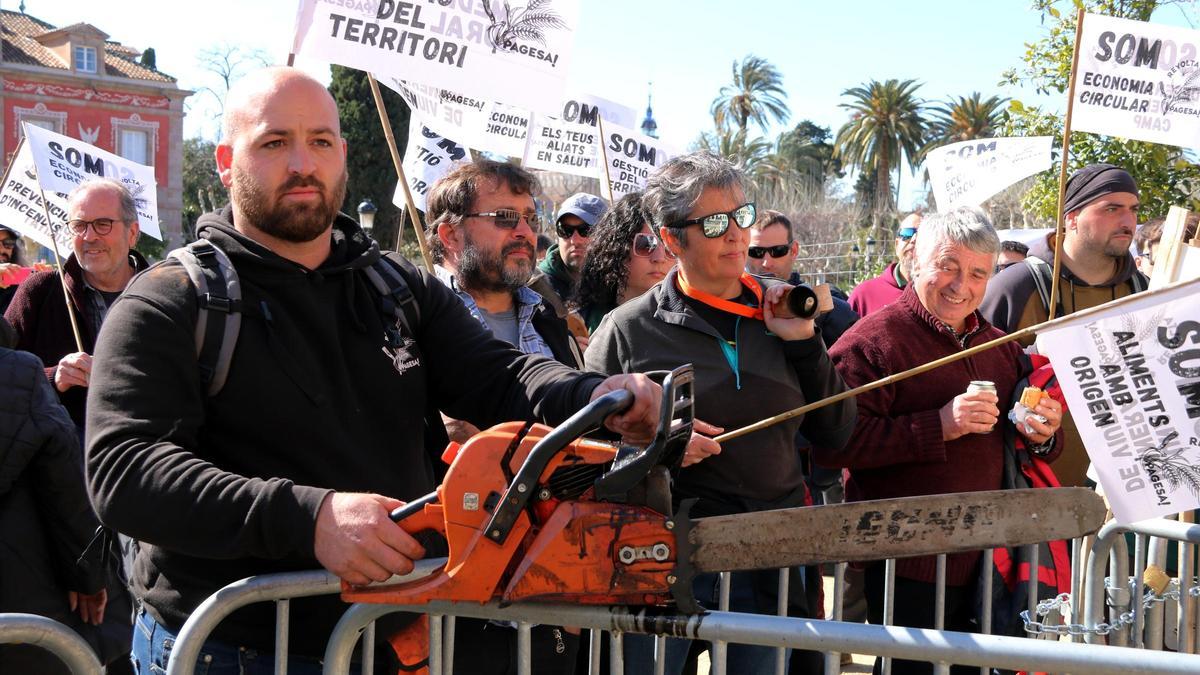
xmin=168 ymin=240 xmax=242 ymax=396
xmin=362 ymin=256 xmax=421 ymax=347
xmin=1022 ymin=256 xmax=1062 ymax=319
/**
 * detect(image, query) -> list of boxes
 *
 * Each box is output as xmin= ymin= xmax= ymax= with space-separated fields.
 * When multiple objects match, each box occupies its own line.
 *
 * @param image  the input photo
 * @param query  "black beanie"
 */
xmin=1062 ymin=164 xmax=1138 ymax=215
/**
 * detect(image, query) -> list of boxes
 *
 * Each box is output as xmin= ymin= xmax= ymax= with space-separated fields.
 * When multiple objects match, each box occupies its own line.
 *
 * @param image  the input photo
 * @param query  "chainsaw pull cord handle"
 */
xmin=389 ymin=490 xmax=438 ymax=524
xmin=482 ymin=389 xmax=635 ymax=545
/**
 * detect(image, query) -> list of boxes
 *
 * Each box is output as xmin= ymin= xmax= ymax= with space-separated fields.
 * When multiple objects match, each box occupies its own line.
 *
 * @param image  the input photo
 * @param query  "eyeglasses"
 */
xmin=67 ymin=218 xmax=120 ymax=236
xmin=464 ymin=209 xmax=543 ymax=231
xmin=556 ymin=221 xmax=591 ymax=239
xmin=671 ymin=202 xmax=756 ymax=238
xmin=748 ymin=244 xmax=791 ymax=259
xmin=632 ymin=232 xmax=675 ymax=259
xmin=0 ymin=238 xmax=15 ymax=250
xmin=897 ymin=227 xmax=917 ymax=241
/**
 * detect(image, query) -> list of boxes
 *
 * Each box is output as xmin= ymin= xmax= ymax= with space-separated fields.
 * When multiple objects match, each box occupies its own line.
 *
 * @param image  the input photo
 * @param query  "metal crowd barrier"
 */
xmin=159 ymin=543 xmax=1200 ymax=675
xmin=0 ymin=612 xmax=103 ymax=674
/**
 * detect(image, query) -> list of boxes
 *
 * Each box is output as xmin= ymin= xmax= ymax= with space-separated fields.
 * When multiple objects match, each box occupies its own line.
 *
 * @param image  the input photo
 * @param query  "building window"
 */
xmin=13 ymin=103 xmax=67 ymax=140
xmin=111 ymin=114 xmax=159 ymax=166
xmin=119 ymin=129 xmax=149 ymax=164
xmin=73 ymin=45 xmax=97 ymax=73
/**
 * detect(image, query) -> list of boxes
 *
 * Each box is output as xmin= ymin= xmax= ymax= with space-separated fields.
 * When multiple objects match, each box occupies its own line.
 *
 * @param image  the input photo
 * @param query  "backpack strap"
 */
xmin=362 ymin=255 xmax=421 ymax=347
xmin=1022 ymin=256 xmax=1061 ymax=319
xmin=168 ymin=240 xmax=242 ymax=396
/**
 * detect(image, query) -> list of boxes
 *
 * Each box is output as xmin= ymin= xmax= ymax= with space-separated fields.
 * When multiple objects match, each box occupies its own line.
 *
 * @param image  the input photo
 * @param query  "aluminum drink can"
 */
xmin=966 ymin=380 xmax=996 ymax=395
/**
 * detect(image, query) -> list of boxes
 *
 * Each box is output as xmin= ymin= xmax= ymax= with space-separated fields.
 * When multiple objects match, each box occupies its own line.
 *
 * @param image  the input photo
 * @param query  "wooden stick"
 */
xmin=366 ymin=73 xmax=434 ymax=272
xmin=713 ymin=273 xmax=1200 ymax=443
xmin=1048 ymin=8 xmax=1087 ymax=321
xmin=596 ymin=114 xmax=616 ymax=203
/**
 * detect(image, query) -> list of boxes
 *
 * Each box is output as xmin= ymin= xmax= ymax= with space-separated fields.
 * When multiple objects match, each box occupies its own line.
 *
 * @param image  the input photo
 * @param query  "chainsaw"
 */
xmin=343 ymin=365 xmax=1107 ymax=613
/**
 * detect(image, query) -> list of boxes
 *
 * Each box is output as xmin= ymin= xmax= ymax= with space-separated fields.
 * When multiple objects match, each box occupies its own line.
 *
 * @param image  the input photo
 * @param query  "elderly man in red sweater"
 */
xmin=815 ymin=207 xmax=1064 ymax=675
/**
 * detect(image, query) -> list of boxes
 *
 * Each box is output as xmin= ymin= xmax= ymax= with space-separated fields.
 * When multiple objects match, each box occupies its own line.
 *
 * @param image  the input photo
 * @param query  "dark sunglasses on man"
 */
xmin=464 ymin=209 xmax=544 ymax=231
xmin=555 ymin=220 xmax=591 ymax=239
xmin=632 ymin=232 xmax=675 ymax=259
xmin=67 ymin=218 xmax=122 ymax=236
xmin=0 ymin=237 xmax=15 ymax=250
xmin=747 ymin=244 xmax=791 ymax=259
xmin=671 ymin=202 xmax=756 ymax=238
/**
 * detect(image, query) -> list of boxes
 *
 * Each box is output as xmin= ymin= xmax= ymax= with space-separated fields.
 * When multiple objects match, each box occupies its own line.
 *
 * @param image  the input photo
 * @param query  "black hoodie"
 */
xmin=85 ymin=208 xmax=604 ymax=653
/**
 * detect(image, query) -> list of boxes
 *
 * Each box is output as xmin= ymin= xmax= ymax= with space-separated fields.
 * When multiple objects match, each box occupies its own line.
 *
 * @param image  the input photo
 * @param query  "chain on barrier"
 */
xmin=1021 ymin=576 xmax=1200 ymax=637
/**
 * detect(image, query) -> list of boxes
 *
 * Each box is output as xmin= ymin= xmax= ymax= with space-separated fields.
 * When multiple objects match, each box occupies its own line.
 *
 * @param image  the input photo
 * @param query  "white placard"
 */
xmin=293 ymin=0 xmax=580 ymax=115
xmin=1036 ymin=280 xmax=1200 ymax=523
xmin=522 ymin=114 xmax=602 ymax=178
xmin=600 ymin=121 xmax=678 ymax=199
xmin=926 ymin=136 xmax=1053 ymax=211
xmin=397 ymin=119 xmax=472 ymax=211
xmin=1073 ymin=12 xmax=1200 ymax=149
xmin=0 ymin=140 xmax=72 ymax=252
xmin=23 ymin=123 xmax=161 ymax=240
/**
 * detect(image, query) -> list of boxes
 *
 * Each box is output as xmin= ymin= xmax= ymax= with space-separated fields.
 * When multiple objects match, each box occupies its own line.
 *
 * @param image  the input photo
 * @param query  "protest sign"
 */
xmin=600 ymin=121 xmax=677 ymax=199
xmin=1073 ymin=13 xmax=1200 ymax=149
xmin=1036 ymin=281 xmax=1200 ymax=523
xmin=22 ymin=123 xmax=161 ymax=240
xmin=292 ymin=0 xmax=580 ymax=115
xmin=384 ymin=78 xmax=530 ymax=157
xmin=0 ymin=140 xmax=72 ymax=252
xmin=384 ymin=78 xmax=636 ymax=161
xmin=523 ymin=114 xmax=602 ymax=178
xmin=397 ymin=118 xmax=472 ymax=211
xmin=926 ymin=136 xmax=1053 ymax=211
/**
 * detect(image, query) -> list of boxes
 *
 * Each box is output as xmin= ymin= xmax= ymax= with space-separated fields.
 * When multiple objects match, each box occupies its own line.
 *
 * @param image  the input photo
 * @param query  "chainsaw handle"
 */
xmin=390 ymin=491 xmax=437 ymax=524
xmin=482 ymin=389 xmax=633 ymax=545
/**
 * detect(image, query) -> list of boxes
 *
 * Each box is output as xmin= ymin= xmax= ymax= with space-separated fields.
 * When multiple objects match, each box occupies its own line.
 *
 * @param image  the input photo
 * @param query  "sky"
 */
xmin=26 ymin=0 xmax=1200 ymax=210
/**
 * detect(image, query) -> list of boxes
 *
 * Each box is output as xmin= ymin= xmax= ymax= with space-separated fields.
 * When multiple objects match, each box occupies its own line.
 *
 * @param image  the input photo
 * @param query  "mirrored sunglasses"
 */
xmin=672 ymin=202 xmax=757 ymax=238
xmin=465 ymin=209 xmax=543 ymax=231
xmin=897 ymin=227 xmax=917 ymax=241
xmin=632 ymin=232 xmax=675 ymax=258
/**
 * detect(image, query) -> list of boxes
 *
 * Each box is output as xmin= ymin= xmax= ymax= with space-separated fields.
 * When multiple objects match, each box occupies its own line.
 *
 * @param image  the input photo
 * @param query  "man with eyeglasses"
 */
xmin=4 ymin=178 xmax=147 ymax=433
xmin=587 ymin=151 xmax=856 ymax=675
xmin=536 ymin=191 xmax=607 ymax=308
xmin=84 ymin=68 xmax=661 ymax=675
xmin=848 ymin=212 xmax=922 ymax=317
xmin=3 ymin=177 xmax=142 ymax=673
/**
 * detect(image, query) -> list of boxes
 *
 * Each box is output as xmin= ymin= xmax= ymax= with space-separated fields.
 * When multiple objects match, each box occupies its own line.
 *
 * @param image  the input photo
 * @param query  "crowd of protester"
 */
xmin=0 ymin=64 xmax=1162 ymax=675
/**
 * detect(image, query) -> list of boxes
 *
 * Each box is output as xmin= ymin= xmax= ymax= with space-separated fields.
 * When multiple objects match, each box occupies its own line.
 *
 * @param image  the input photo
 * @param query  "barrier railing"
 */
xmin=0 ymin=613 xmax=103 ymax=675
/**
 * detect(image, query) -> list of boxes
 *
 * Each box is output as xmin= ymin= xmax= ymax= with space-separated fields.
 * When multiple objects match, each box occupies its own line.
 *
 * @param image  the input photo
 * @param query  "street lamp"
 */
xmin=356 ymin=198 xmax=377 ymax=234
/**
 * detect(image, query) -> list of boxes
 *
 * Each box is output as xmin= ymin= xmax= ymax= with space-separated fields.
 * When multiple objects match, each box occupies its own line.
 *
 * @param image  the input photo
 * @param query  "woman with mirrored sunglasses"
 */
xmin=586 ymin=152 xmax=856 ymax=675
xmin=572 ymin=193 xmax=675 ymax=333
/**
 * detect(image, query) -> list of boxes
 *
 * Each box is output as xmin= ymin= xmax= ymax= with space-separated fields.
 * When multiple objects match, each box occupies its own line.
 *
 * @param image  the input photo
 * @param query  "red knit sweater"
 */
xmin=815 ymin=286 xmax=1059 ymax=585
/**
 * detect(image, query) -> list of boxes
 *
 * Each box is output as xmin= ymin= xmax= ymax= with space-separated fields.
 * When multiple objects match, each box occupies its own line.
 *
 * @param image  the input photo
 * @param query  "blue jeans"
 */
xmin=131 ymin=605 xmax=360 ymax=675
xmin=623 ymin=571 xmax=794 ymax=675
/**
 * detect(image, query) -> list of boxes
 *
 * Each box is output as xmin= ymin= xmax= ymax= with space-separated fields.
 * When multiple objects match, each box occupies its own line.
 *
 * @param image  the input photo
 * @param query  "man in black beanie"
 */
xmin=980 ymin=162 xmax=1145 ymax=487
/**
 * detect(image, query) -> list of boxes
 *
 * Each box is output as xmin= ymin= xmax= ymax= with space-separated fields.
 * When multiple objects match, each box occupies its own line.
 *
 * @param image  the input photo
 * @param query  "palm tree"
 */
xmin=710 ymin=55 xmax=790 ymax=135
xmin=924 ymin=93 xmax=1009 ymax=146
xmin=696 ymin=126 xmax=773 ymax=175
xmin=834 ymin=79 xmax=926 ymax=220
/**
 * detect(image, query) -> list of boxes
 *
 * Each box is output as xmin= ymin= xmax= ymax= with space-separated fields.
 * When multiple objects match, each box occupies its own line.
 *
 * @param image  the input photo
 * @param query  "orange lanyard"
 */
xmin=675 ymin=272 xmax=764 ymax=321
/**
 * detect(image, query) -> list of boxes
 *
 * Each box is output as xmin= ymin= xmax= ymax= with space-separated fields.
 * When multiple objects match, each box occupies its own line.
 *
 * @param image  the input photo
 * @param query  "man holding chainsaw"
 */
xmin=84 ymin=67 xmax=661 ymax=675
xmin=586 ymin=151 xmax=857 ymax=674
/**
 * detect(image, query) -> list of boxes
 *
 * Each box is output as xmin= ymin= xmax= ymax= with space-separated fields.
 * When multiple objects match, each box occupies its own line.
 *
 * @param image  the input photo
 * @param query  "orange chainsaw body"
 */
xmin=342 ymin=421 xmax=679 ymax=607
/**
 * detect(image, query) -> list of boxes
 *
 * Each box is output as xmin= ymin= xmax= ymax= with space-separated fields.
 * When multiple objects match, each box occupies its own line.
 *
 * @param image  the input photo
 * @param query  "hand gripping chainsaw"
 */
xmin=343 ymin=365 xmax=1108 ymax=612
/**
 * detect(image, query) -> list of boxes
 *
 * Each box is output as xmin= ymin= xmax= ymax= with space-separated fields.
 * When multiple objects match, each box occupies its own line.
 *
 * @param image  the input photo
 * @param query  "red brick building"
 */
xmin=0 ymin=9 xmax=191 ymax=246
